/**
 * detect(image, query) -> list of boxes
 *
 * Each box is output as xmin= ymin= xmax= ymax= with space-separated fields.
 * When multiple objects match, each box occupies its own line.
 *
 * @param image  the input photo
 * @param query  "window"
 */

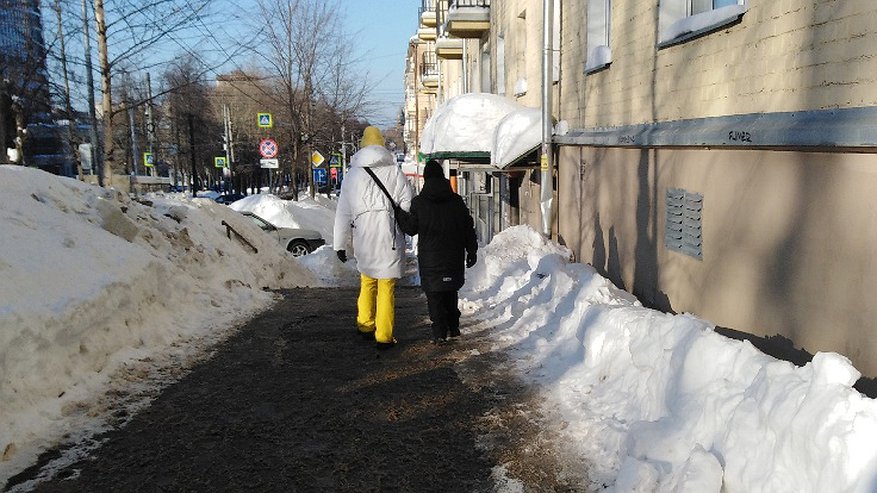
xmin=659 ymin=0 xmax=748 ymax=47
xmin=480 ymin=42 xmax=492 ymax=93
xmin=691 ymin=0 xmax=739 ymax=15
xmin=513 ymin=10 xmax=527 ymax=96
xmin=585 ymin=0 xmax=611 ymax=73
xmin=496 ymin=35 xmax=506 ymax=95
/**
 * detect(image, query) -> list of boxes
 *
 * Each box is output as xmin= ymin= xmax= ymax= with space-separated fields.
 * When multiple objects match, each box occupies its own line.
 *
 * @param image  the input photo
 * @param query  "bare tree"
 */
xmin=161 ymin=53 xmax=221 ymax=194
xmin=89 ymin=0 xmax=242 ymax=186
xmin=251 ymin=0 xmax=370 ymax=199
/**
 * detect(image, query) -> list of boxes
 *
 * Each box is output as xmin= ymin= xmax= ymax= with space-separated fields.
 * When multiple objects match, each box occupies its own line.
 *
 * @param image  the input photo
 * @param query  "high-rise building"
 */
xmin=1 ymin=0 xmax=66 ymax=171
xmin=0 ymin=0 xmax=50 ymax=113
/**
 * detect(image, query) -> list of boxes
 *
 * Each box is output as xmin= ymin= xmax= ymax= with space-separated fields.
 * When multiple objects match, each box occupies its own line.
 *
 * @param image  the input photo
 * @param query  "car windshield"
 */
xmin=246 ymin=214 xmax=273 ymax=231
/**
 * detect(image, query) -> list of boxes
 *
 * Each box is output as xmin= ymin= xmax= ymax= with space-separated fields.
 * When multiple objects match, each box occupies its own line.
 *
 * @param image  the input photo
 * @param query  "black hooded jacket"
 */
xmin=396 ymin=176 xmax=477 ymax=292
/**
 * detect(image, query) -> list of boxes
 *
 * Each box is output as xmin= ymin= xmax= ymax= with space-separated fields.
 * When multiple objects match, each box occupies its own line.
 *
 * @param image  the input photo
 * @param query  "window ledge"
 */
xmin=514 ymin=78 xmax=528 ymax=97
xmin=585 ymin=45 xmax=612 ymax=74
xmin=659 ymin=4 xmax=747 ymax=48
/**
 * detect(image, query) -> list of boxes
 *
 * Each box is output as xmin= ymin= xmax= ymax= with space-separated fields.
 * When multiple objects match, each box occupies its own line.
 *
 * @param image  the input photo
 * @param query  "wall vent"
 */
xmin=665 ymin=188 xmax=703 ymax=260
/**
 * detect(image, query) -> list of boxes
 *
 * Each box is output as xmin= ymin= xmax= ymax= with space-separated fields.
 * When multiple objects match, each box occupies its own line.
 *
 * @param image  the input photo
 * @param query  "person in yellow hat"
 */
xmin=333 ymin=126 xmax=414 ymax=349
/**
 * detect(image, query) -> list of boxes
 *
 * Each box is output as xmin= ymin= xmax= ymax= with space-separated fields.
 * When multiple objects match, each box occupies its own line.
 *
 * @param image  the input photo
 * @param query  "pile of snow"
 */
xmin=461 ymin=225 xmax=877 ymax=493
xmin=0 ymin=166 xmax=322 ymax=484
xmin=228 ymin=193 xmax=374 ymax=287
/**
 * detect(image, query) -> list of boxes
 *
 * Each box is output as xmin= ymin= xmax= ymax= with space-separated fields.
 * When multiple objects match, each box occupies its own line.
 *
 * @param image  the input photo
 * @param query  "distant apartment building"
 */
xmin=404 ymin=0 xmax=877 ymax=377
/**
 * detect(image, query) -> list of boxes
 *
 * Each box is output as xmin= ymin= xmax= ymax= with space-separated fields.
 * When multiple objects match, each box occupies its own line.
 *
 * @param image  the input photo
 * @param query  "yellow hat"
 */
xmin=360 ymin=126 xmax=385 ymax=147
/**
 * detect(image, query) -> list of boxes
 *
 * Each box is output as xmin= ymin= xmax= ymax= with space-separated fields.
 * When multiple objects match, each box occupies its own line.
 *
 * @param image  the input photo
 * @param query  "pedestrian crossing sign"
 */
xmin=257 ymin=113 xmax=273 ymax=128
xmin=214 ymin=156 xmax=228 ymax=168
xmin=143 ymin=152 xmax=154 ymax=167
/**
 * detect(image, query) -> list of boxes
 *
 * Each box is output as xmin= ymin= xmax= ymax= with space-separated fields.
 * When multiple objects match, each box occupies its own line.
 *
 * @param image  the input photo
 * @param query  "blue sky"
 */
xmin=342 ymin=1 xmax=420 ymax=128
xmin=49 ymin=0 xmax=419 ymax=129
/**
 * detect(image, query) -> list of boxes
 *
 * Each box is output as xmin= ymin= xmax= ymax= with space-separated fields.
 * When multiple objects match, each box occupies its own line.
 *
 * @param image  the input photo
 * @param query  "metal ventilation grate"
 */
xmin=665 ymin=188 xmax=703 ymax=260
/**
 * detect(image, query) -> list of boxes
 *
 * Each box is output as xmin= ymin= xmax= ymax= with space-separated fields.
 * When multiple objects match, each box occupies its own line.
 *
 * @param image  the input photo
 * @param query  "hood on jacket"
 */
xmin=360 ymin=126 xmax=385 ymax=147
xmin=423 ymin=160 xmax=443 ymax=180
xmin=349 ymin=145 xmax=396 ymax=168
xmin=420 ymin=176 xmax=454 ymax=202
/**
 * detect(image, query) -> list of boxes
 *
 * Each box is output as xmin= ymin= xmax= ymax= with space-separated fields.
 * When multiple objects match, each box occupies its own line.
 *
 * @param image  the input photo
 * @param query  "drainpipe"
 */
xmin=540 ymin=0 xmax=554 ymax=237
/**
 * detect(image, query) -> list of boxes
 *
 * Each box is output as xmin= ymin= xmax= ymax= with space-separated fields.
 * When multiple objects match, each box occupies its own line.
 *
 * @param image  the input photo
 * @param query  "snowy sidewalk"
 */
xmin=4 ymin=287 xmax=575 ymax=492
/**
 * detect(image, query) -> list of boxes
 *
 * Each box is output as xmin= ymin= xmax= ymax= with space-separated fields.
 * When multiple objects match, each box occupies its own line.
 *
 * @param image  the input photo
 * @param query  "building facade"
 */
xmin=404 ymin=0 xmax=877 ymax=377
xmin=1 ymin=0 xmax=56 ymax=167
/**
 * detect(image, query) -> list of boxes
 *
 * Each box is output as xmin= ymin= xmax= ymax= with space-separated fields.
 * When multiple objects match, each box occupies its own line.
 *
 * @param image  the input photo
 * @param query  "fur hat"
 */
xmin=423 ymin=160 xmax=444 ymax=180
xmin=360 ymin=126 xmax=385 ymax=147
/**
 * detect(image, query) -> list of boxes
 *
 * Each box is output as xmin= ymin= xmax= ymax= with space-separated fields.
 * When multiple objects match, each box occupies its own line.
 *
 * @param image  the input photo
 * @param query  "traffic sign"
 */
xmin=311 ymin=150 xmax=325 ymax=168
xmin=313 ymin=167 xmax=327 ymax=184
xmin=214 ymin=156 xmax=227 ymax=168
xmin=329 ymin=152 xmax=342 ymax=167
xmin=259 ymin=138 xmax=278 ymax=158
xmin=143 ymin=152 xmax=154 ymax=168
xmin=257 ymin=112 xmax=273 ymax=128
xmin=260 ymin=158 xmax=279 ymax=169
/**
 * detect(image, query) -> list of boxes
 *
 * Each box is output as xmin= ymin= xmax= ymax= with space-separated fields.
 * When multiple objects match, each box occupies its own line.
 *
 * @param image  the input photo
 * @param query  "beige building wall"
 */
xmin=488 ymin=0 xmax=544 ymax=108
xmin=555 ymin=0 xmax=877 ymax=375
xmin=558 ymin=146 xmax=877 ymax=376
xmin=562 ymin=0 xmax=877 ymax=127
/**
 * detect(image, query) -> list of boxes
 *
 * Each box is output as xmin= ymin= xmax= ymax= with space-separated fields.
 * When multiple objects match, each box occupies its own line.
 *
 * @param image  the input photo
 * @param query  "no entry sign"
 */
xmin=259 ymin=138 xmax=278 ymax=159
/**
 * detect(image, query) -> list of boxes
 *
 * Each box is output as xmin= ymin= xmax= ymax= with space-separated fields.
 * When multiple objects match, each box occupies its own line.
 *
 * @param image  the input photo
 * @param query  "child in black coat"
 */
xmin=395 ymin=160 xmax=478 ymax=343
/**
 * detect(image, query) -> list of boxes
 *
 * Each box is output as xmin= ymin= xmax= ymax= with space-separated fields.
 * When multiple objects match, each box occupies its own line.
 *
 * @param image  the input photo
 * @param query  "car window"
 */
xmin=247 ymin=215 xmax=273 ymax=231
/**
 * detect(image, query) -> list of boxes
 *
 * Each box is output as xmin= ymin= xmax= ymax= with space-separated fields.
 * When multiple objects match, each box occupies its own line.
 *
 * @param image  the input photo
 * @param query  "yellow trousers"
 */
xmin=357 ymin=274 xmax=396 ymax=344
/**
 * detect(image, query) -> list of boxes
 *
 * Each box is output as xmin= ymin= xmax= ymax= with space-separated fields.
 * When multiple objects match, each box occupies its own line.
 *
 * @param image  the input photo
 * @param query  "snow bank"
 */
xmin=461 ymin=225 xmax=877 ymax=493
xmin=0 ymin=166 xmax=319 ymax=483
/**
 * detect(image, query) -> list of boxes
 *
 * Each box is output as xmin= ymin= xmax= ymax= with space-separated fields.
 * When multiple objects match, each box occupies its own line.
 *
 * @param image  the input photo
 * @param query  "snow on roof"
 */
xmin=491 ymin=106 xmax=543 ymax=169
xmin=420 ymin=93 xmax=539 ymax=158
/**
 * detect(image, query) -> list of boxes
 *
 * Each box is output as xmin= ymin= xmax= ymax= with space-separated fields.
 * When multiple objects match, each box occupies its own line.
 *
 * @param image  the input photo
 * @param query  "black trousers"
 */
xmin=425 ymin=290 xmax=461 ymax=340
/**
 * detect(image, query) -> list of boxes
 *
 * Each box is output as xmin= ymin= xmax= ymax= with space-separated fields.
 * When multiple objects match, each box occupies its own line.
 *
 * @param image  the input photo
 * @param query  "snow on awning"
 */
xmin=491 ymin=106 xmax=542 ymax=170
xmin=420 ymin=93 xmax=541 ymax=166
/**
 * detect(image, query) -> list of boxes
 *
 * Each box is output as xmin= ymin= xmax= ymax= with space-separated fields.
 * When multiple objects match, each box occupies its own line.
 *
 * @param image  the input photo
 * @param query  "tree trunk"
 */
xmin=188 ymin=113 xmax=197 ymax=197
xmin=94 ymin=0 xmax=114 ymax=186
xmin=14 ymin=110 xmax=26 ymax=165
xmin=0 ymin=86 xmax=8 ymax=163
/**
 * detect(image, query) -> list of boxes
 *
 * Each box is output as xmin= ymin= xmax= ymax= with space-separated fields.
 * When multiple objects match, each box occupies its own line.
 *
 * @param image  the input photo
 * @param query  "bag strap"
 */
xmin=363 ymin=166 xmax=400 ymax=251
xmin=363 ymin=167 xmax=398 ymax=209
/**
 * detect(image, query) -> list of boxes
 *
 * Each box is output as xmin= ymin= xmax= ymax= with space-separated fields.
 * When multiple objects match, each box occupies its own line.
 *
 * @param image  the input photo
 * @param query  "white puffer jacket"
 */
xmin=333 ymin=145 xmax=414 ymax=279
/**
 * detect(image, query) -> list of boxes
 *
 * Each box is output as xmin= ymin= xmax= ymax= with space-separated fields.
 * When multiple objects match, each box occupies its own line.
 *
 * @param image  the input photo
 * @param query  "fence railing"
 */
xmin=221 ymin=220 xmax=258 ymax=253
xmin=449 ymin=0 xmax=490 ymax=7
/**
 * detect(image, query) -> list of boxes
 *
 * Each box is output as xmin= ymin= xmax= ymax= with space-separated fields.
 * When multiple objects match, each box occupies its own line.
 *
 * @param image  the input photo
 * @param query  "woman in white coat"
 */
xmin=333 ymin=126 xmax=414 ymax=349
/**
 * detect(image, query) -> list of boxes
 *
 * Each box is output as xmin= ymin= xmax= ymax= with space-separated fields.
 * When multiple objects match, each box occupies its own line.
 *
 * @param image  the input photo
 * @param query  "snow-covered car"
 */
xmin=215 ymin=193 xmax=246 ymax=205
xmin=240 ymin=211 xmax=325 ymax=257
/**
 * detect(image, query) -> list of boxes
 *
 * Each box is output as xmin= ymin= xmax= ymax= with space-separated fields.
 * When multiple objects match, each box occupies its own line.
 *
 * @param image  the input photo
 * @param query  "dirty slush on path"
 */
xmin=6 ymin=287 xmax=588 ymax=493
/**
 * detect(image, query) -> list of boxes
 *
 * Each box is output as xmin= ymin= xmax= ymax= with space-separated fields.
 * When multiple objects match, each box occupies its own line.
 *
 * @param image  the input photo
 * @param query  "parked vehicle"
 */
xmin=240 ymin=211 xmax=324 ymax=257
xmin=215 ymin=193 xmax=246 ymax=205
